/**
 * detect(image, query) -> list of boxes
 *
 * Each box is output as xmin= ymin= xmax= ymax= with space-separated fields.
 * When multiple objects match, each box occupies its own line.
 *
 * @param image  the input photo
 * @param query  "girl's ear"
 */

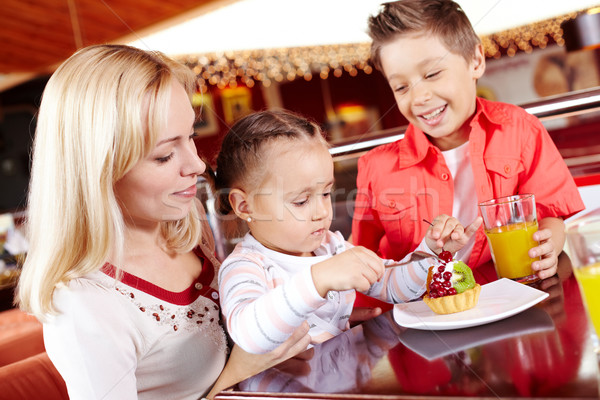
xmin=229 ymin=188 xmax=252 ymax=221
xmin=472 ymin=43 xmax=486 ymax=79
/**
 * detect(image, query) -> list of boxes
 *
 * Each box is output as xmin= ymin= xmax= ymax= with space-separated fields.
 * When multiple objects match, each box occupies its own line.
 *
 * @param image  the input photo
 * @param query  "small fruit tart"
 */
xmin=423 ymin=251 xmax=481 ymax=315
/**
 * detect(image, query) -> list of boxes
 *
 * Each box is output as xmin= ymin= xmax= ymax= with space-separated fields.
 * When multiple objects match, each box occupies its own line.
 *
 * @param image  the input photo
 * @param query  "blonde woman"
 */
xmin=17 ymin=44 xmax=309 ymax=400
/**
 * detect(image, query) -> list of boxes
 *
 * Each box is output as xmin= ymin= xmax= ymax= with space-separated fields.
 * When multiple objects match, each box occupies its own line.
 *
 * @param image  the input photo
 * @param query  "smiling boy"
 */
xmin=352 ymin=0 xmax=584 ymax=283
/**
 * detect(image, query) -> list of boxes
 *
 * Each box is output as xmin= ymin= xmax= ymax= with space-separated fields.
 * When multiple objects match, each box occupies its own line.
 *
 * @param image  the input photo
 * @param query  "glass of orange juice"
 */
xmin=479 ymin=194 xmax=540 ymax=283
xmin=566 ymin=214 xmax=600 ymax=352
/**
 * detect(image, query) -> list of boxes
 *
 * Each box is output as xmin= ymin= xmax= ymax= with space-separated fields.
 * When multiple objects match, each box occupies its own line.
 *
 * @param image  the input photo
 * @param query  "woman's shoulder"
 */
xmin=50 ymin=272 xmax=129 ymax=320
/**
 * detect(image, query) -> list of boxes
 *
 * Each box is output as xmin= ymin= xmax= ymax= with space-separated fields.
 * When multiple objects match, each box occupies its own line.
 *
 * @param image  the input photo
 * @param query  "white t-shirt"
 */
xmin=43 ymin=249 xmax=228 ymax=400
xmin=441 ymin=141 xmax=477 ymax=261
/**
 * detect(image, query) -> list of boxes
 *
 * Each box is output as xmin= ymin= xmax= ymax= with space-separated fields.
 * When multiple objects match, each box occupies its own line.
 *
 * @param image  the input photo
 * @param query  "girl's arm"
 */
xmin=367 ymin=215 xmax=483 ymax=303
xmin=366 ymin=253 xmax=431 ymax=303
xmin=219 ymin=258 xmax=326 ymax=354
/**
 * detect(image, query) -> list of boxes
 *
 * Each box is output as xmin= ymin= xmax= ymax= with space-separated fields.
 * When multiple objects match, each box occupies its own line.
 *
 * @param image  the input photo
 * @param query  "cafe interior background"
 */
xmin=1 ymin=0 xmax=600 ymax=282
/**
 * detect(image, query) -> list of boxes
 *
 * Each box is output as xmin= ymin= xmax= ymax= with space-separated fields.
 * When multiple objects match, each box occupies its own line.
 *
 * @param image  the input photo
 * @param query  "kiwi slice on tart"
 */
xmin=451 ymin=261 xmax=476 ymax=294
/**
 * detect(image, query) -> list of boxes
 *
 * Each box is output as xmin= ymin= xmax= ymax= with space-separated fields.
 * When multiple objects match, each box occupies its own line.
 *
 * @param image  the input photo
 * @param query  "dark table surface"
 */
xmin=216 ymin=253 xmax=600 ymax=399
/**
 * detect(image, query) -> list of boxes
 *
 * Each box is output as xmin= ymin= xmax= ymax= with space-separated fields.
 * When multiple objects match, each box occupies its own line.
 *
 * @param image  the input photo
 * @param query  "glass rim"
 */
xmin=566 ymin=213 xmax=600 ymax=234
xmin=478 ymin=193 xmax=535 ymax=207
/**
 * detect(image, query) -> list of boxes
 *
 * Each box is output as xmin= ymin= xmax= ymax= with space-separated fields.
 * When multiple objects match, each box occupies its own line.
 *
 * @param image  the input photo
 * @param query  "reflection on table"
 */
xmin=217 ymin=253 xmax=600 ymax=399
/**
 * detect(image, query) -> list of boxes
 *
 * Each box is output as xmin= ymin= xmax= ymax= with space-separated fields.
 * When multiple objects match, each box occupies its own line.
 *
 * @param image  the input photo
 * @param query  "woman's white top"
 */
xmin=43 ymin=248 xmax=228 ymax=400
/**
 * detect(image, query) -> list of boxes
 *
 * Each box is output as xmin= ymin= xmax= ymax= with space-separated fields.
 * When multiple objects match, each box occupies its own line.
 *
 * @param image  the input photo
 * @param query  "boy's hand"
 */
xmin=311 ymin=246 xmax=385 ymax=298
xmin=529 ymin=228 xmax=558 ymax=279
xmin=425 ymin=215 xmax=482 ymax=256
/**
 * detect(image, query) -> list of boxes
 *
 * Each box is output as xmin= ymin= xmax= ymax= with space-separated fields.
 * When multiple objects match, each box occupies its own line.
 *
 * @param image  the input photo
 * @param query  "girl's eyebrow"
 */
xmin=286 ymin=180 xmax=335 ymax=197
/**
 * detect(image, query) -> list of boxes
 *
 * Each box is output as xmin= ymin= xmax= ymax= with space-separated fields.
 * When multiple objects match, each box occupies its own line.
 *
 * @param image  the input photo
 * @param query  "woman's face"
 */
xmin=114 ymin=80 xmax=205 ymax=227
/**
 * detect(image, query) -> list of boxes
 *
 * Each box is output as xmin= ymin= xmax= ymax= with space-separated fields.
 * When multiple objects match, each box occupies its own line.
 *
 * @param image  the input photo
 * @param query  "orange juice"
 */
xmin=485 ymin=221 xmax=539 ymax=280
xmin=573 ymin=263 xmax=600 ymax=337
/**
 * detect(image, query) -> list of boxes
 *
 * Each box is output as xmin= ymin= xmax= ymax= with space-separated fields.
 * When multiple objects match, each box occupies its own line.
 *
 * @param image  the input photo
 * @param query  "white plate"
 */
xmin=393 ymin=278 xmax=549 ymax=330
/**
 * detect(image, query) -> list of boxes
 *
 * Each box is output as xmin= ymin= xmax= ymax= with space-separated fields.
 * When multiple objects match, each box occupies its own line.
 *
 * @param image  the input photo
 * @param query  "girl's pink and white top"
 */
xmin=219 ymin=230 xmax=433 ymax=354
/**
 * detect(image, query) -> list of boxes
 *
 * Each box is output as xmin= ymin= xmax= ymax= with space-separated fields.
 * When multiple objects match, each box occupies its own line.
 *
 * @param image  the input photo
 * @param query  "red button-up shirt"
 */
xmin=352 ymin=97 xmax=584 ymax=282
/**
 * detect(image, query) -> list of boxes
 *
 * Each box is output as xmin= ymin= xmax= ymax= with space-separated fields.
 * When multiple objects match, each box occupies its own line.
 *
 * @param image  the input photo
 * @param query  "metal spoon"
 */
xmin=385 ymin=251 xmax=440 ymax=268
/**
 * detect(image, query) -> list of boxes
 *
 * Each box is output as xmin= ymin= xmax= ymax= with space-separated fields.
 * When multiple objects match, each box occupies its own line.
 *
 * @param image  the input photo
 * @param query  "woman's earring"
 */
xmin=246 ymin=216 xmax=252 ymax=222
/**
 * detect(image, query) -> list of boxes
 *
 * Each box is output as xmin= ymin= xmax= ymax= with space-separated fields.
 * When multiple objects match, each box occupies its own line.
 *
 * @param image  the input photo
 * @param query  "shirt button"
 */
xmin=388 ymin=200 xmax=396 ymax=208
xmin=195 ymin=282 xmax=203 ymax=290
xmin=441 ymin=173 xmax=449 ymax=181
xmin=211 ymin=292 xmax=219 ymax=300
xmin=504 ymin=165 xmax=511 ymax=173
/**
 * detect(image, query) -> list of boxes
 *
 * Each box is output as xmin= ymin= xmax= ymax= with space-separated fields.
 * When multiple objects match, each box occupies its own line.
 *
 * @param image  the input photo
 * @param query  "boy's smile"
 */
xmin=380 ymin=33 xmax=485 ymax=150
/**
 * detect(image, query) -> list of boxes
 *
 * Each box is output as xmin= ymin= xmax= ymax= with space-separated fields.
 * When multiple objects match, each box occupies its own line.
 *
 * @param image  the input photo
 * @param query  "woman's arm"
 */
xmin=44 ymin=283 xmax=139 ymax=400
xmin=206 ymin=322 xmax=311 ymax=398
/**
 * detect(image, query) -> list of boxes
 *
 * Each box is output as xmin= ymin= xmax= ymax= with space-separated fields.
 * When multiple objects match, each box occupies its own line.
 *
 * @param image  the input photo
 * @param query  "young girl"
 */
xmin=215 ymin=110 xmax=480 ymax=354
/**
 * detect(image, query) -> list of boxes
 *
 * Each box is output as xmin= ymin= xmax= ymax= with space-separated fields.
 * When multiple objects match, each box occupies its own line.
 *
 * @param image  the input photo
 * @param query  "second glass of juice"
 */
xmin=479 ymin=194 xmax=540 ymax=283
xmin=566 ymin=214 xmax=600 ymax=352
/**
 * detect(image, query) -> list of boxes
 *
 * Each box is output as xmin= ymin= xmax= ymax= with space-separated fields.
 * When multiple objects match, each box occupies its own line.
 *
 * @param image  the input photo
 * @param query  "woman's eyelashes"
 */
xmin=154 ymin=132 xmax=196 ymax=164
xmin=155 ymin=152 xmax=174 ymax=164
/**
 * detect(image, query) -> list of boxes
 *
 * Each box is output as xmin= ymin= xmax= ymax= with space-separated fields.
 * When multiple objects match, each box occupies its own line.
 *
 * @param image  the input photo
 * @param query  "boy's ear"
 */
xmin=472 ymin=43 xmax=486 ymax=79
xmin=228 ymin=188 xmax=252 ymax=220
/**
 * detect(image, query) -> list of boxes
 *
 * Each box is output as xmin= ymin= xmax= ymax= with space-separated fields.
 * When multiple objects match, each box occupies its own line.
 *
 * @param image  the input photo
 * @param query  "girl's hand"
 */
xmin=530 ymin=228 xmax=558 ymax=279
xmin=311 ymin=246 xmax=384 ymax=297
xmin=425 ymin=215 xmax=482 ymax=256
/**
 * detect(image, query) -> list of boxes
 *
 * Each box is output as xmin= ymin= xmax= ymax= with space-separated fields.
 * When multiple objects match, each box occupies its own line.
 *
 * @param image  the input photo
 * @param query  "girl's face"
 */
xmin=114 ymin=80 xmax=205 ymax=227
xmin=246 ymin=139 xmax=334 ymax=257
xmin=380 ymin=33 xmax=485 ymax=150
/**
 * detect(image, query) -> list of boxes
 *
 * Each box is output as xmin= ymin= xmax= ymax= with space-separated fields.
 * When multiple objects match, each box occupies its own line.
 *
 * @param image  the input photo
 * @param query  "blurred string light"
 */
xmin=177 ymin=8 xmax=591 ymax=90
xmin=182 ymin=44 xmax=372 ymax=92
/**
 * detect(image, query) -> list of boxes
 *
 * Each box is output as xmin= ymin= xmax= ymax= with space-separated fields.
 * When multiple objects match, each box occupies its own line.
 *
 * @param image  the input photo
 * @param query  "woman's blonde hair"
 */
xmin=17 ymin=44 xmax=203 ymax=320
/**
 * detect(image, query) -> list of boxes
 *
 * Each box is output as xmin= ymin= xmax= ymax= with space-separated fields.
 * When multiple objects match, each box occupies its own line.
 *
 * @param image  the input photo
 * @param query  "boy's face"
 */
xmin=380 ymin=33 xmax=485 ymax=150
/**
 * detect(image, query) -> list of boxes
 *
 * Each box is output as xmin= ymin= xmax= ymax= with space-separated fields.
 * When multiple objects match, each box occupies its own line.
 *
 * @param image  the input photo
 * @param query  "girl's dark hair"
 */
xmin=214 ymin=109 xmax=325 ymax=216
xmin=368 ymin=0 xmax=481 ymax=72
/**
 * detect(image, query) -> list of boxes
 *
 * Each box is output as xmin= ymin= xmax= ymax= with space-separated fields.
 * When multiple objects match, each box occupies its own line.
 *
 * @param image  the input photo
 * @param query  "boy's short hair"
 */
xmin=368 ymin=0 xmax=481 ymax=71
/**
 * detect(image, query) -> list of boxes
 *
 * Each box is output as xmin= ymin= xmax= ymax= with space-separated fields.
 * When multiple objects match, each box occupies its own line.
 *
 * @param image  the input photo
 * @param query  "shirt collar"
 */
xmin=397 ymin=97 xmax=506 ymax=169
